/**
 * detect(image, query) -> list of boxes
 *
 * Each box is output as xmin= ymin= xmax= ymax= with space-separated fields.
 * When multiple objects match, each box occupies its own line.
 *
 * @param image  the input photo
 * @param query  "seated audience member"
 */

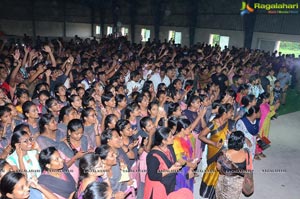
xmin=38 ymin=147 xmax=76 ymax=199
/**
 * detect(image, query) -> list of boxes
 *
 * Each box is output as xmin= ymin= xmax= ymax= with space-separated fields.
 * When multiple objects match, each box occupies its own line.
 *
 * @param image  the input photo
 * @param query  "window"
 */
xmin=95 ymin=25 xmax=101 ymax=35
xmin=209 ymin=34 xmax=229 ymax=50
xmin=107 ymin=26 xmax=113 ymax=35
xmin=141 ymin=28 xmax=150 ymax=42
xmin=278 ymin=41 xmax=300 ymax=57
xmin=121 ymin=27 xmax=129 ymax=36
xmin=168 ymin=31 xmax=182 ymax=44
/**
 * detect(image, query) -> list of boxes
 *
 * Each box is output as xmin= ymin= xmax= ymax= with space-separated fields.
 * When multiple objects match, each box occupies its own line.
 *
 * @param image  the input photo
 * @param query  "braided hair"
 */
xmin=67 ymin=119 xmax=84 ymax=155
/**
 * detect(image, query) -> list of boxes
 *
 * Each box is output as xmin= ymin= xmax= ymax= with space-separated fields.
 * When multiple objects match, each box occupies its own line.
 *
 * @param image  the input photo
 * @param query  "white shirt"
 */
xmin=81 ymin=78 xmax=96 ymax=90
xmin=7 ymin=150 xmax=41 ymax=179
xmin=150 ymin=73 xmax=171 ymax=91
xmin=266 ymin=75 xmax=277 ymax=90
xmin=126 ymin=80 xmax=144 ymax=95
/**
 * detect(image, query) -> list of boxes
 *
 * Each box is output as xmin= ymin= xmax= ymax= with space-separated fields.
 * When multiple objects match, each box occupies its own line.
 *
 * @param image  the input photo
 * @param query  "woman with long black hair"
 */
xmin=198 ymin=103 xmax=234 ymax=199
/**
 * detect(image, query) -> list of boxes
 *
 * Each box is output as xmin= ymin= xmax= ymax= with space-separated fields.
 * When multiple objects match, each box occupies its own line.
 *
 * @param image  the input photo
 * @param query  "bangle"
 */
xmin=95 ymin=134 xmax=100 ymax=136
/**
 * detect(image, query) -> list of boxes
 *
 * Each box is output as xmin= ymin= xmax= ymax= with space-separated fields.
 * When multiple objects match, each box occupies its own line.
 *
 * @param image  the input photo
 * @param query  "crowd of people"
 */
xmin=0 ymin=34 xmax=295 ymax=199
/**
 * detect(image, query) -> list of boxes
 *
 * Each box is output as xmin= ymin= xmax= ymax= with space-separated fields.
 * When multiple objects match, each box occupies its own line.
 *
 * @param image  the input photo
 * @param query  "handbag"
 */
xmin=242 ymin=150 xmax=254 ymax=197
xmin=257 ymin=136 xmax=271 ymax=150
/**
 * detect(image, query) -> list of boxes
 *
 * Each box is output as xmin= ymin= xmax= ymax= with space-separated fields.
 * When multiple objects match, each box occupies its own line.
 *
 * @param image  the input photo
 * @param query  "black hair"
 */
xmin=142 ymin=90 xmax=151 ymax=100
xmin=76 ymin=87 xmax=85 ymax=96
xmin=32 ymin=82 xmax=49 ymax=99
xmin=212 ymin=100 xmax=221 ymax=110
xmin=124 ymin=102 xmax=139 ymax=119
xmin=0 ymin=172 xmax=26 ymax=198
xmin=82 ymin=96 xmax=95 ymax=108
xmin=129 ymin=70 xmax=140 ymax=80
xmin=54 ymin=84 xmax=66 ymax=100
xmin=39 ymin=113 xmax=55 ymax=134
xmin=95 ymin=144 xmax=111 ymax=160
xmin=172 ymin=79 xmax=182 ymax=89
xmin=13 ymin=123 xmax=30 ymax=133
xmin=157 ymin=83 xmax=166 ymax=92
xmin=81 ymin=107 xmax=94 ymax=123
xmin=167 ymin=116 xmax=178 ymax=131
xmin=257 ymin=92 xmax=270 ymax=107
xmin=104 ymin=85 xmax=115 ymax=95
xmin=38 ymin=90 xmax=50 ymax=99
xmin=59 ymin=106 xmax=76 ymax=123
xmin=153 ymin=127 xmax=171 ymax=147
xmin=104 ymin=114 xmax=117 ymax=130
xmin=78 ymin=153 xmax=100 ymax=182
xmin=10 ymin=131 xmax=29 ymax=152
xmin=228 ymin=131 xmax=245 ymax=150
xmin=241 ymin=94 xmax=256 ymax=107
xmin=67 ymin=119 xmax=84 ymax=155
xmin=66 ymin=88 xmax=76 ymax=98
xmin=237 ymin=84 xmax=249 ymax=93
xmin=167 ymin=102 xmax=180 ymax=117
xmin=45 ymin=97 xmax=58 ymax=113
xmin=175 ymin=118 xmax=191 ymax=134
xmin=39 ymin=146 xmax=57 ymax=171
xmin=68 ymin=94 xmax=81 ymax=106
xmin=140 ymin=116 xmax=152 ymax=130
xmin=115 ymin=94 xmax=126 ymax=107
xmin=135 ymin=93 xmax=146 ymax=105
xmin=184 ymin=80 xmax=194 ymax=91
xmin=187 ymin=95 xmax=200 ymax=107
xmin=224 ymin=89 xmax=237 ymax=99
xmin=147 ymin=100 xmax=159 ymax=112
xmin=232 ymin=75 xmax=241 ymax=84
xmin=166 ymin=86 xmax=178 ymax=100
xmin=245 ymin=106 xmax=259 ymax=117
xmin=100 ymin=129 xmax=120 ymax=145
xmin=156 ymin=90 xmax=166 ymax=99
xmin=142 ymin=80 xmax=154 ymax=91
xmin=15 ymin=88 xmax=29 ymax=99
xmin=215 ymin=103 xmax=233 ymax=119
xmin=249 ymin=75 xmax=259 ymax=84
xmin=22 ymin=101 xmax=36 ymax=119
xmin=101 ymin=92 xmax=114 ymax=108
xmin=82 ymin=181 xmax=110 ymax=199
xmin=0 ymin=106 xmax=11 ymax=118
xmin=115 ymin=119 xmax=130 ymax=133
xmin=0 ymin=159 xmax=9 ymax=178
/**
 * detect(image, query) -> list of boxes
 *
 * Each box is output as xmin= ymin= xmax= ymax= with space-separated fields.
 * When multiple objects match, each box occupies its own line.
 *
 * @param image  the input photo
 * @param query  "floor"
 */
xmin=193 ymin=111 xmax=300 ymax=199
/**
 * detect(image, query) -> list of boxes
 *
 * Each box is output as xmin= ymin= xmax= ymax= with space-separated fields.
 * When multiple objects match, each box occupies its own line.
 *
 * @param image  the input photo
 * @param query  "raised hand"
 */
xmin=45 ymin=69 xmax=52 ymax=77
xmin=57 ymin=39 xmax=63 ymax=47
xmin=198 ymin=106 xmax=207 ymax=118
xmin=67 ymin=56 xmax=74 ymax=64
xmin=29 ymin=176 xmax=40 ymax=190
xmin=15 ymin=143 xmax=24 ymax=157
xmin=42 ymin=45 xmax=52 ymax=53
xmin=29 ymin=49 xmax=37 ymax=58
xmin=24 ymin=46 xmax=30 ymax=54
xmin=214 ymin=141 xmax=223 ymax=149
xmin=12 ymin=49 xmax=20 ymax=61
